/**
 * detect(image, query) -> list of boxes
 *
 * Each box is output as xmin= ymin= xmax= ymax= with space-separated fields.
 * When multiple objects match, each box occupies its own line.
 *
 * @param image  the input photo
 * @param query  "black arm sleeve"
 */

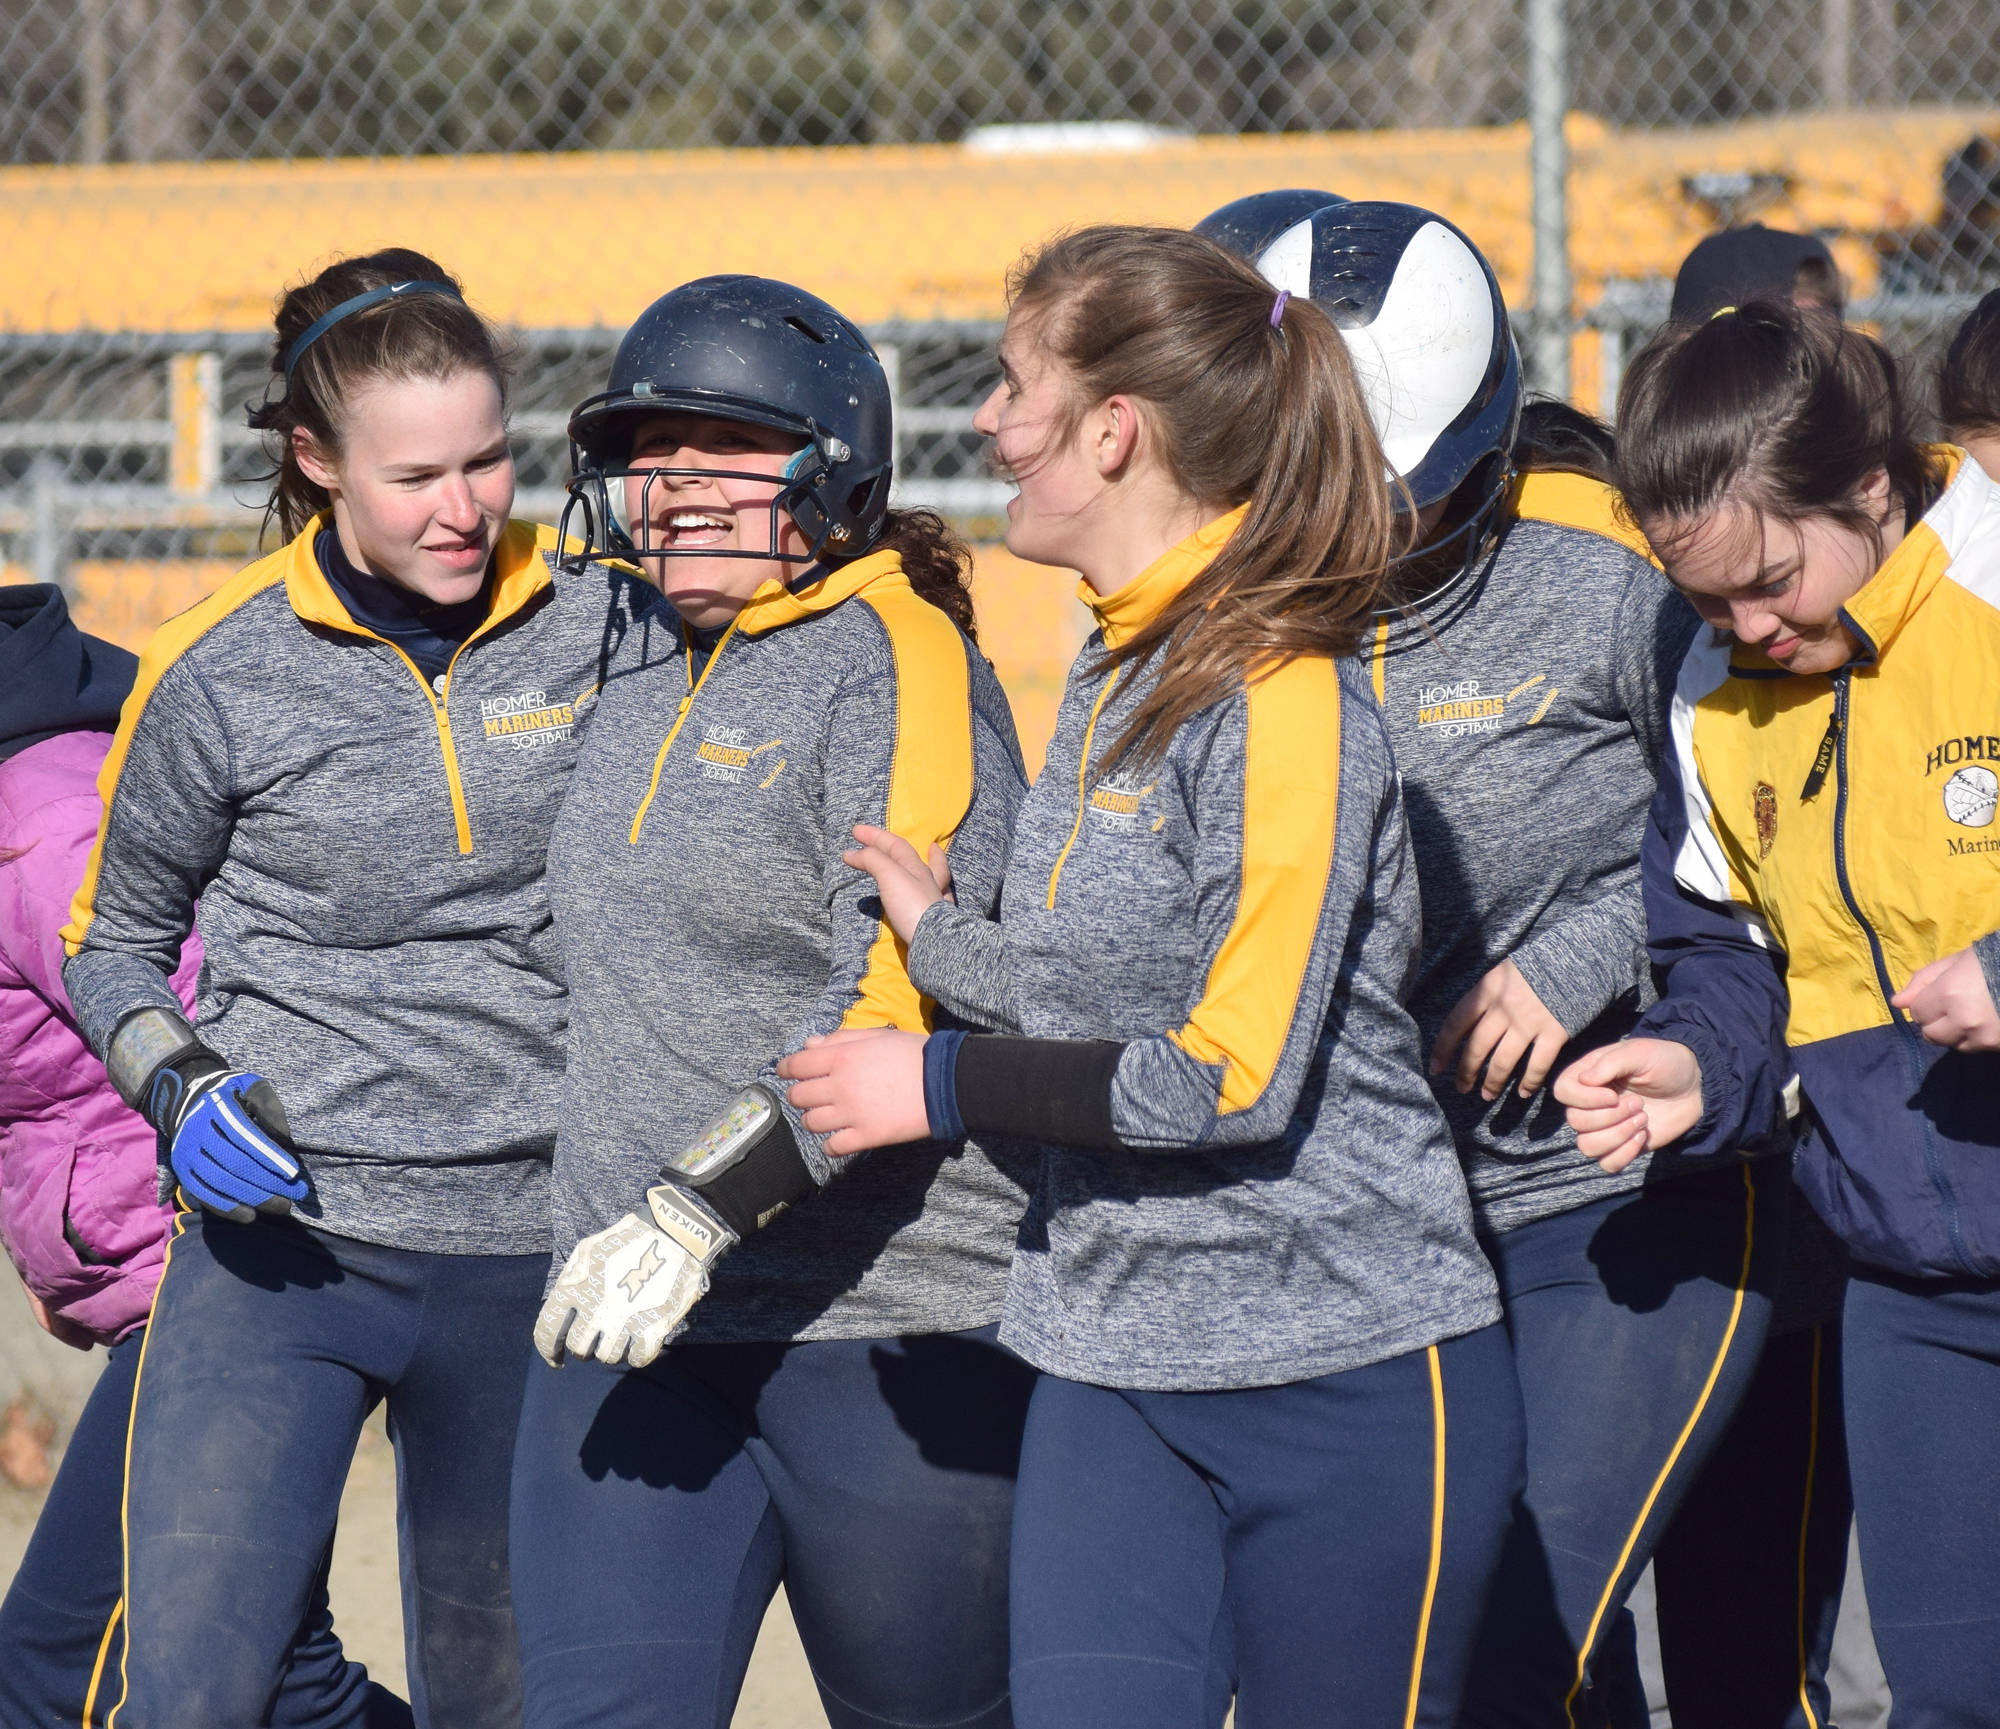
xmin=951 ymin=1035 xmax=1129 ymax=1151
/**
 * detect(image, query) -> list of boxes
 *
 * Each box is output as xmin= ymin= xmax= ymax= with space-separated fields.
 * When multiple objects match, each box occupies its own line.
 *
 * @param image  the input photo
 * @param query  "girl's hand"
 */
xmin=1552 ymin=1038 xmax=1705 ymax=1173
xmin=778 ymin=1028 xmax=931 ymax=1156
xmin=1892 ymin=947 xmax=2000 ymax=1051
xmin=843 ymin=825 xmax=953 ymax=944
xmin=1431 ymin=958 xmax=1570 ymax=1101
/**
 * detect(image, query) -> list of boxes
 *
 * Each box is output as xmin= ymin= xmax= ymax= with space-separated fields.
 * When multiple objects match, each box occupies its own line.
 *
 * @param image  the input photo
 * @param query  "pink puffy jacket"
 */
xmin=0 ymin=730 xmax=193 ymax=1343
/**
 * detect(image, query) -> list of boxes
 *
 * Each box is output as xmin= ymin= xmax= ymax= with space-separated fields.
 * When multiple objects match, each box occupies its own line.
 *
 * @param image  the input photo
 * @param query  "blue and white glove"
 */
xmin=159 ymin=1065 xmax=307 ymax=1223
xmin=109 ymin=1007 xmax=309 ymax=1224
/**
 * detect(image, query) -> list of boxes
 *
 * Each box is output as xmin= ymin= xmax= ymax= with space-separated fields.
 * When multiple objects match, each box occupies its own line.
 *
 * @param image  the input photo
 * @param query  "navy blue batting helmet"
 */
xmin=563 ymin=275 xmax=893 ymax=567
xmin=1253 ymin=200 xmax=1521 ymax=519
xmin=1193 ymin=189 xmax=1346 ymax=264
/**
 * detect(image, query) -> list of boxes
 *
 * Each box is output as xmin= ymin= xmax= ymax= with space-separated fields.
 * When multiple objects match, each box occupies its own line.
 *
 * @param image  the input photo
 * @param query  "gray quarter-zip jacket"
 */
xmin=907 ymin=510 xmax=1501 ymax=1391
xmin=546 ymin=549 xmax=1034 ymax=1342
xmin=62 ymin=518 xmax=638 ymax=1254
xmin=1368 ymin=472 xmax=1699 ymax=1233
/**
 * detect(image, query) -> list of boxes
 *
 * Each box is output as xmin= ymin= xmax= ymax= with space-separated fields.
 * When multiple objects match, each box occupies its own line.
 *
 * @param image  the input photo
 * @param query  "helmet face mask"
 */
xmin=561 ymin=277 xmax=892 ymax=575
xmin=563 ymin=421 xmax=861 ymax=570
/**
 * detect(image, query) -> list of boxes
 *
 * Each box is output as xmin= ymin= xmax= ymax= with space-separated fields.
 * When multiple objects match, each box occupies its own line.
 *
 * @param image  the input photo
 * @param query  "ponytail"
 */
xmin=1513 ymin=396 xmax=1616 ymax=482
xmin=1616 ymin=299 xmax=1938 ymax=563
xmin=249 ymin=248 xmax=511 ymax=544
xmin=1006 ymin=225 xmax=1399 ymax=774
xmin=870 ymin=508 xmax=978 ymax=640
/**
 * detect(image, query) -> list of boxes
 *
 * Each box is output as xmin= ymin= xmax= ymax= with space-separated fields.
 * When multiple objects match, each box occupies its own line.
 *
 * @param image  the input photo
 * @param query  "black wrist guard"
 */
xmin=106 ymin=1007 xmax=223 ymax=1132
xmin=143 ymin=1048 xmax=240 ymax=1140
xmin=658 ymin=1085 xmax=816 ymax=1240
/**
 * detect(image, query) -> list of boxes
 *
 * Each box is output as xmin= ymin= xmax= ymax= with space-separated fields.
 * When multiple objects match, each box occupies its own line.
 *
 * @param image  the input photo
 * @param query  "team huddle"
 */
xmin=1 ymin=188 xmax=1998 ymax=1729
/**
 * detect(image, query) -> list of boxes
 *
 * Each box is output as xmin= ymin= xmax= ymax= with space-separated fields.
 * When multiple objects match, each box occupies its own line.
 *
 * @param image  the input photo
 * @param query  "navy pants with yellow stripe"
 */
xmin=1461 ymin=1160 xmax=1784 ymax=1728
xmin=510 ymin=1325 xmax=1034 ymax=1729
xmin=0 ymin=1326 xmax=408 ymax=1729
xmin=1651 ymin=1317 xmax=1850 ymax=1729
xmin=1007 ymin=1323 xmax=1522 ymax=1729
xmin=1842 ymin=1268 xmax=2000 ymax=1729
xmin=111 ymin=1211 xmax=544 ymax=1729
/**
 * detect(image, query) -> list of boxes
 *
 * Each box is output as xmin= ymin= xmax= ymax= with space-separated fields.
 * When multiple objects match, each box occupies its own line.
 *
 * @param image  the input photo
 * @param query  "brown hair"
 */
xmin=870 ymin=508 xmax=978 ymax=641
xmin=1616 ymin=298 xmax=1939 ymax=567
xmin=249 ymin=248 xmax=511 ymax=543
xmin=1006 ymin=225 xmax=1398 ymax=772
xmin=1514 ymin=396 xmax=1616 ymax=483
xmin=1940 ymin=287 xmax=2000 ymax=438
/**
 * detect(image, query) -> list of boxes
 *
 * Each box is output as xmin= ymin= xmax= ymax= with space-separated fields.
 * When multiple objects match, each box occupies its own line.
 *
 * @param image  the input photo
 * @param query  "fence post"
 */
xmin=1526 ymin=0 xmax=1571 ymax=399
xmin=30 ymin=455 xmax=67 ymax=594
xmin=169 ymin=350 xmax=220 ymax=498
xmin=877 ymin=340 xmax=903 ymax=499
xmin=1822 ymin=0 xmax=1854 ymax=107
xmin=79 ymin=0 xmax=111 ymax=162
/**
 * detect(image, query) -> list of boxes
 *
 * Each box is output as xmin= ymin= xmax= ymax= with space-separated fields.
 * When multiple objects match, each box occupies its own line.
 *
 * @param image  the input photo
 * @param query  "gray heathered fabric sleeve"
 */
xmin=1505 ymin=886 xmax=1647 ymax=1037
xmin=1106 ymin=690 xmax=1362 ymax=1151
xmin=1973 ymin=930 xmax=2000 ymax=1023
xmin=900 ymin=683 xmax=1029 ymax=1033
xmin=1505 ymin=560 xmax=1698 ymax=1036
xmin=1611 ymin=559 xmax=1701 ymax=777
xmin=906 ymin=899 xmax=1020 ymax=1032
xmin=752 ymin=643 xmax=1025 ymax=1180
xmin=62 ymin=656 xmax=235 ymax=1057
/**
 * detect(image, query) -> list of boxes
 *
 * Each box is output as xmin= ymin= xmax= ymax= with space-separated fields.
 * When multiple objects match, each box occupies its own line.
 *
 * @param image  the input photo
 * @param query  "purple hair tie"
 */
xmin=1269 ymin=289 xmax=1291 ymax=327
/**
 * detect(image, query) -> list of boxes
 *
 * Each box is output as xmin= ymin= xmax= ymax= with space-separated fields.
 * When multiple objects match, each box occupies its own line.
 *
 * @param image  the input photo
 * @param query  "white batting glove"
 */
xmin=533 ymin=1185 xmax=733 ymax=1369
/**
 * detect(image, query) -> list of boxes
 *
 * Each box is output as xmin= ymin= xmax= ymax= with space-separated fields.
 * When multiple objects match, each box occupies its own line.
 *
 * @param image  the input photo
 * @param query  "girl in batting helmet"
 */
xmin=510 ymin=275 xmax=1036 ymax=1729
xmin=1247 ymin=199 xmax=1799 ymax=1723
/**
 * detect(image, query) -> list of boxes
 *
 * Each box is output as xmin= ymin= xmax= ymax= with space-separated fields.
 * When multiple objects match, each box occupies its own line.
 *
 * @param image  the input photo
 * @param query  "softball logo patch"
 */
xmin=1943 ymin=764 xmax=1998 ymax=828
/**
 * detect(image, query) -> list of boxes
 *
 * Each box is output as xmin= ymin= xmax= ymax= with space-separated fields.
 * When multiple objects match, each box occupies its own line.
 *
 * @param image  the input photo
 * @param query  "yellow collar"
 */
xmin=1837 ymin=445 xmax=1966 ymax=662
xmin=1510 ymin=471 xmax=1660 ymax=568
xmin=1081 ymin=505 xmax=1250 ymax=650
xmin=283 ymin=514 xmax=554 ymax=637
xmin=731 ymin=547 xmax=909 ymax=636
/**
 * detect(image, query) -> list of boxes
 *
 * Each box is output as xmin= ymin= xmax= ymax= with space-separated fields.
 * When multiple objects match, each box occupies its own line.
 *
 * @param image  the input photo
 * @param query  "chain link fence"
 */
xmin=8 ymin=0 xmax=2000 ymax=160
xmin=2 ymin=0 xmax=1999 ymax=607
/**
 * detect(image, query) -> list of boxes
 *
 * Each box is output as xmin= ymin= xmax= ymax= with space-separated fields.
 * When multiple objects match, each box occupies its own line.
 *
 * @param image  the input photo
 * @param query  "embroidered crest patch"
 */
xmin=1754 ymin=781 xmax=1778 ymax=859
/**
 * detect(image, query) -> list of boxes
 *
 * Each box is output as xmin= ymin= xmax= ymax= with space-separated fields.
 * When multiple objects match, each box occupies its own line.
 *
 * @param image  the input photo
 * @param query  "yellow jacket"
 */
xmin=1641 ymin=449 xmax=2000 ymax=1277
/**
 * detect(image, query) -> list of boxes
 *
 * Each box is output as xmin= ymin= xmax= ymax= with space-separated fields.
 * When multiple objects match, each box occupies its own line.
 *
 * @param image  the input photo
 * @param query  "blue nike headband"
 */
xmin=281 ymin=280 xmax=465 ymax=382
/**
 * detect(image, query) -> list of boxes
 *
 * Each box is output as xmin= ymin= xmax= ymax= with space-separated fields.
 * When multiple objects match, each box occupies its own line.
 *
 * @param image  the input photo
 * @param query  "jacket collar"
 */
xmin=283 ymin=515 xmax=553 ymax=640
xmin=1838 ymin=446 xmax=1988 ymax=664
xmin=0 ymin=583 xmax=136 ymax=756
xmin=731 ymin=547 xmax=909 ymax=636
xmin=1080 ymin=505 xmax=1250 ymax=651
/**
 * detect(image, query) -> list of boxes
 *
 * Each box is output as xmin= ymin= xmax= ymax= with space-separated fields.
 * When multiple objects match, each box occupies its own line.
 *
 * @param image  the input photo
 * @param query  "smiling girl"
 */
xmin=506 ymin=275 xmax=1034 ymax=1729
xmin=1555 ymin=300 xmax=2000 ymax=1726
xmin=780 ymin=227 xmax=1522 ymax=1727
xmin=60 ymin=249 xmax=637 ymax=1728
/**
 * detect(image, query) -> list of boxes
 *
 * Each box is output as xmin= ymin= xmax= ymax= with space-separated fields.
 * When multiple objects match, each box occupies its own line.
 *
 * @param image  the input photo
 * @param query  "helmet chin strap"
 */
xmin=1373 ymin=461 xmax=1516 ymax=621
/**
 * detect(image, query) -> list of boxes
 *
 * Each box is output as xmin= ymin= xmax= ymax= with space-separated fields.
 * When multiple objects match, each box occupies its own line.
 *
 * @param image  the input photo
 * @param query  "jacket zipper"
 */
xmin=1830 ymin=667 xmax=1973 ymax=1269
xmin=376 ymin=641 xmax=477 ymax=855
xmin=629 ymin=615 xmax=745 ymax=843
xmin=1045 ymin=668 xmax=1119 ymax=910
xmin=1827 ymin=673 xmax=1896 ymax=1010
